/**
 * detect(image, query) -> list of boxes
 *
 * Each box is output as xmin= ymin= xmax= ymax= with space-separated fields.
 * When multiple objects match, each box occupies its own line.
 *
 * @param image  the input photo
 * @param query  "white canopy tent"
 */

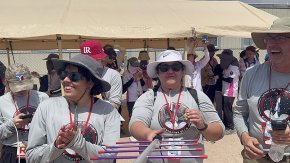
xmin=0 ymin=0 xmax=277 ymax=50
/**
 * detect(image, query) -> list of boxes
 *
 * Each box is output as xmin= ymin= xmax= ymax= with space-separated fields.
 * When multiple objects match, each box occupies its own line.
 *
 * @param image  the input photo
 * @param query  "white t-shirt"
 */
xmin=186 ymin=50 xmax=210 ymax=91
xmin=222 ymin=65 xmax=240 ymax=97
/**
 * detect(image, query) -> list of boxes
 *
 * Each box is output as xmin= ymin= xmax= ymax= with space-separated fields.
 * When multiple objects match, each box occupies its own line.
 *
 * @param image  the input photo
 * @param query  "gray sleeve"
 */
xmin=0 ymin=116 xmax=17 ymax=142
xmin=129 ymin=90 xmax=154 ymax=130
xmin=108 ymin=72 xmax=122 ymax=107
xmin=233 ymin=72 xmax=250 ymax=138
xmin=196 ymin=50 xmax=210 ymax=69
xmin=39 ymin=92 xmax=49 ymax=102
xmin=70 ymin=108 xmax=120 ymax=162
xmin=196 ymin=90 xmax=224 ymax=126
xmin=26 ymin=103 xmax=65 ymax=162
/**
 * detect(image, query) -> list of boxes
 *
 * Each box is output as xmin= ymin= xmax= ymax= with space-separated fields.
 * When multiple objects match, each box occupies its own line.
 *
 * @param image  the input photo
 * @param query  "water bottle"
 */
xmin=268 ymin=97 xmax=288 ymax=162
xmin=268 ymin=142 xmax=287 ymax=162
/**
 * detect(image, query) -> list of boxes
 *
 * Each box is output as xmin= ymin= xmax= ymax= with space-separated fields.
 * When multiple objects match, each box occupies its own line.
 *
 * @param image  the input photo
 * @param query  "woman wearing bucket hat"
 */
xmin=234 ymin=17 xmax=290 ymax=162
xmin=0 ymin=63 xmax=49 ymax=163
xmin=129 ymin=50 xmax=224 ymax=163
xmin=26 ymin=54 xmax=120 ymax=163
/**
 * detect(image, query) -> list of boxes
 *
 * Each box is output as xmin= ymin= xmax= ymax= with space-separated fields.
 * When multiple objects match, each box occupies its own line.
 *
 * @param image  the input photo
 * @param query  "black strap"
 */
xmin=153 ymin=87 xmax=199 ymax=109
xmin=187 ymin=88 xmax=199 ymax=109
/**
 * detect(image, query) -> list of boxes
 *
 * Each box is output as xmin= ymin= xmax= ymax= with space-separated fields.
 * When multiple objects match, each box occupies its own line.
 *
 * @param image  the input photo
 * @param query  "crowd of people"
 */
xmin=0 ymin=17 xmax=289 ymax=163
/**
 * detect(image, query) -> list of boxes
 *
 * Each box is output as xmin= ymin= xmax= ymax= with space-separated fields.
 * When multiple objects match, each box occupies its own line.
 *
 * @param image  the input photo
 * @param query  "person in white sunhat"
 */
xmin=129 ymin=50 xmax=224 ymax=163
xmin=234 ymin=17 xmax=290 ymax=163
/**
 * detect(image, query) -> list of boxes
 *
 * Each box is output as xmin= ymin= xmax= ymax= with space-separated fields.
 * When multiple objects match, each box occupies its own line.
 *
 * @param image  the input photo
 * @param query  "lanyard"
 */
xmin=11 ymin=91 xmax=30 ymax=114
xmin=161 ymin=86 xmax=182 ymax=129
xmin=68 ymin=97 xmax=93 ymax=135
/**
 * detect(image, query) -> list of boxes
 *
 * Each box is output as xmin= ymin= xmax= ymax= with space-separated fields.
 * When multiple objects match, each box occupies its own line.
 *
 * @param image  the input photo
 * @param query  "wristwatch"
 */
xmin=197 ymin=122 xmax=208 ymax=131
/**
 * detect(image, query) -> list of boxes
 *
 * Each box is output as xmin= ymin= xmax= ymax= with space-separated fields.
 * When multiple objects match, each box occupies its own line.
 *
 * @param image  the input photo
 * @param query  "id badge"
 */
xmin=17 ymin=142 xmax=26 ymax=159
xmin=167 ymin=138 xmax=181 ymax=157
xmin=262 ymin=121 xmax=272 ymax=145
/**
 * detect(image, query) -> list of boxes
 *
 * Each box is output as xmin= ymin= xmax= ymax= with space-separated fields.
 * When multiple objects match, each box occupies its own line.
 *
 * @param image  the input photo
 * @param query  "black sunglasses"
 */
xmin=59 ymin=71 xmax=82 ymax=82
xmin=158 ymin=63 xmax=183 ymax=73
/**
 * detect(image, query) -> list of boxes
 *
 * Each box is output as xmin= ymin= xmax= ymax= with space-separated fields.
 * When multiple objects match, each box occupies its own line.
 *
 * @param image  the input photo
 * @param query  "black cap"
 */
xmin=43 ymin=53 xmax=59 ymax=60
xmin=207 ymin=44 xmax=219 ymax=52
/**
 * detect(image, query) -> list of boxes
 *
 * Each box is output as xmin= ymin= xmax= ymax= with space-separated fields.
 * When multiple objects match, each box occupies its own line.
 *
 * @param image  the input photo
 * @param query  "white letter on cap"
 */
xmin=84 ymin=47 xmax=91 ymax=53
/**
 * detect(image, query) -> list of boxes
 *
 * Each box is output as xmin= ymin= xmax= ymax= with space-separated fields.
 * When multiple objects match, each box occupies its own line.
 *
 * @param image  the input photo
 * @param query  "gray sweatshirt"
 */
xmin=234 ymin=62 xmax=290 ymax=151
xmin=102 ymin=67 xmax=122 ymax=108
xmin=26 ymin=97 xmax=120 ymax=163
xmin=129 ymin=87 xmax=225 ymax=163
xmin=0 ymin=90 xmax=48 ymax=147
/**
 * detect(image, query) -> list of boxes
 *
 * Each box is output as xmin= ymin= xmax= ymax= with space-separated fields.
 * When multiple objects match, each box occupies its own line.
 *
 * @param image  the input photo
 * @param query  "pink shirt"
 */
xmin=222 ymin=65 xmax=240 ymax=97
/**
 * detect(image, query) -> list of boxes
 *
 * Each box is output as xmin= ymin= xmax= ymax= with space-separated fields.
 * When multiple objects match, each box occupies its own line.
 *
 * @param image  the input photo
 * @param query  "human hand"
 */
xmin=133 ymin=70 xmax=143 ymax=81
xmin=13 ymin=113 xmax=32 ymax=128
xmin=241 ymin=133 xmax=265 ymax=159
xmin=214 ymin=75 xmax=219 ymax=80
xmin=146 ymin=128 xmax=165 ymax=141
xmin=269 ymin=125 xmax=290 ymax=145
xmin=55 ymin=123 xmax=77 ymax=149
xmin=184 ymin=109 xmax=205 ymax=129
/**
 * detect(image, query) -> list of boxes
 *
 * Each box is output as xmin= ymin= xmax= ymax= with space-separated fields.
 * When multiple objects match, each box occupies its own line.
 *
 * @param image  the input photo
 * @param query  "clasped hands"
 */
xmin=55 ymin=123 xmax=77 ymax=149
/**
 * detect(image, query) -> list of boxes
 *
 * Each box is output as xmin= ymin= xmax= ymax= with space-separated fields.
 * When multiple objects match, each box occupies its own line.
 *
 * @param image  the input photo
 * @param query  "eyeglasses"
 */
xmin=264 ymin=35 xmax=290 ymax=44
xmin=158 ymin=63 xmax=183 ymax=72
xmin=59 ymin=71 xmax=82 ymax=82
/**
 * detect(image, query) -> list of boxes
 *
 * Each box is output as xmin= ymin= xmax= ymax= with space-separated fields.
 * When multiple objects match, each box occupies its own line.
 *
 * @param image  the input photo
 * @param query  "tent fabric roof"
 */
xmin=0 ymin=0 xmax=278 ymax=49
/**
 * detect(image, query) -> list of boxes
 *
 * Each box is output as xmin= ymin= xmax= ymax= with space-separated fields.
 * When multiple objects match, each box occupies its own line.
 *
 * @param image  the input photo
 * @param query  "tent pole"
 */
xmin=183 ymin=38 xmax=188 ymax=87
xmin=5 ymin=39 xmax=11 ymax=65
xmin=56 ymin=34 xmax=64 ymax=96
xmin=56 ymin=34 xmax=63 ymax=59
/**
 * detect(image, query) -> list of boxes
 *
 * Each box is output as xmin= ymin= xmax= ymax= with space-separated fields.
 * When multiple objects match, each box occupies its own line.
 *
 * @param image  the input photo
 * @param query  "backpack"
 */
xmin=152 ymin=86 xmax=200 ymax=109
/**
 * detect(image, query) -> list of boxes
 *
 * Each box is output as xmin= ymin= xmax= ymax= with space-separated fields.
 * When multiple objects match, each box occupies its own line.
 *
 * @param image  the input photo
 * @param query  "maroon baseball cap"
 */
xmin=80 ymin=40 xmax=107 ymax=61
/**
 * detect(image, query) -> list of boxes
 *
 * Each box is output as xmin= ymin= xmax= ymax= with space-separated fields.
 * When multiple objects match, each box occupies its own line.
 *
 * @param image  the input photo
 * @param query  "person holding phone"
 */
xmin=123 ymin=57 xmax=143 ymax=119
xmin=0 ymin=63 xmax=49 ymax=163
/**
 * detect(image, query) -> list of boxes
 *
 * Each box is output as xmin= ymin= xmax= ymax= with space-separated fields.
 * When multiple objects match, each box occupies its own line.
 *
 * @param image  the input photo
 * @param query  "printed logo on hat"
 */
xmin=163 ymin=53 xmax=170 ymax=58
xmin=83 ymin=47 xmax=91 ymax=54
xmin=16 ymin=73 xmax=24 ymax=81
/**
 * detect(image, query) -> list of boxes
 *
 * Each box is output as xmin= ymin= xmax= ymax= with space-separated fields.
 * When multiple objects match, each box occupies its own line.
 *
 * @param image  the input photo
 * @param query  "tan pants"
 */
xmin=242 ymin=149 xmax=290 ymax=163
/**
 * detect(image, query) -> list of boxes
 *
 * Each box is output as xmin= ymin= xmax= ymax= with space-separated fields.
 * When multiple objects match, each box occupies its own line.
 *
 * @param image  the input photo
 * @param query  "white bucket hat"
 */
xmin=147 ymin=50 xmax=193 ymax=78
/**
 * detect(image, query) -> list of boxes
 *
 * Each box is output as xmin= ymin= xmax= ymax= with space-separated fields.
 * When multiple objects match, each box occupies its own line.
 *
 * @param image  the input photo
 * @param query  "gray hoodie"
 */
xmin=26 ymin=97 xmax=120 ymax=163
